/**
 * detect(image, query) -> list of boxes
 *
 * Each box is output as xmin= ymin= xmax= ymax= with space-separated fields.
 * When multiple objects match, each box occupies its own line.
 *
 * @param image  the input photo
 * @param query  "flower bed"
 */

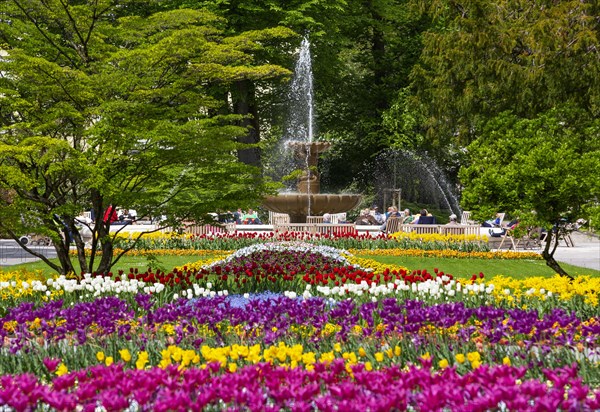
xmin=113 ymin=230 xmax=492 ymax=252
xmin=1 ymin=242 xmax=599 ymax=410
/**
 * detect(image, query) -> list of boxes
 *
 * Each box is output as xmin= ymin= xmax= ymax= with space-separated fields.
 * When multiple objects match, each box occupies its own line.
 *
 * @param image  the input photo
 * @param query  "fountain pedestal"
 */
xmin=262 ymin=141 xmax=362 ymax=223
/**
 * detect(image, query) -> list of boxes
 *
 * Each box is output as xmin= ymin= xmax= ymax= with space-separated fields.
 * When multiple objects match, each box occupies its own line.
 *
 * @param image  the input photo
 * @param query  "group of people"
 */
xmin=103 ymin=206 xmax=136 ymax=225
xmin=354 ymin=206 xmax=440 ymax=231
xmin=233 ymin=208 xmax=263 ymax=225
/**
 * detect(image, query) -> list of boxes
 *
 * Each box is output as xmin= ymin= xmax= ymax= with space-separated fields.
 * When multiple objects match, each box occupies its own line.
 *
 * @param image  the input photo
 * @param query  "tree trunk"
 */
xmin=541 ymin=229 xmax=573 ymax=281
xmin=69 ymin=218 xmax=90 ymax=276
xmin=232 ymin=79 xmax=261 ymax=167
xmin=45 ymin=216 xmax=76 ymax=276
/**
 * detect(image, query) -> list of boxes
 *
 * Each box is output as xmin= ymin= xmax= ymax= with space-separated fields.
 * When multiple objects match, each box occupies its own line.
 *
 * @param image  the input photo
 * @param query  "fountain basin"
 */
xmin=263 ymin=193 xmax=362 ymax=223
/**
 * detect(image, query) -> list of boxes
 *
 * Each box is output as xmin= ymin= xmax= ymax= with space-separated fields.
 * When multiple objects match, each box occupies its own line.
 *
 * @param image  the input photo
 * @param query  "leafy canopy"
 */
xmin=0 ymin=2 xmax=290 ymax=274
xmin=459 ymin=106 xmax=600 ymax=228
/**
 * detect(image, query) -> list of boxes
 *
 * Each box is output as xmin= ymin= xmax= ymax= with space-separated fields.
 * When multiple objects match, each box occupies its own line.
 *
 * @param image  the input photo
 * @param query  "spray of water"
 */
xmin=371 ymin=149 xmax=461 ymax=217
xmin=285 ymin=37 xmax=314 ymax=143
xmin=282 ymin=37 xmax=316 ymax=215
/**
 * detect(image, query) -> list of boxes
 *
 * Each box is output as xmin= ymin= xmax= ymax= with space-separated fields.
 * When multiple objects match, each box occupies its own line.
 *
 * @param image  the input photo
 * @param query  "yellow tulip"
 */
xmin=119 ymin=349 xmax=132 ymax=363
xmin=136 ymin=351 xmax=149 ymax=370
xmin=55 ymin=363 xmax=68 ymax=376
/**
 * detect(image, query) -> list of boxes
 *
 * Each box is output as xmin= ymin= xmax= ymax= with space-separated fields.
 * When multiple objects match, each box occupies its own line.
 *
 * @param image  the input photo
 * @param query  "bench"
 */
xmin=399 ymin=224 xmax=481 ymax=237
xmin=164 ymin=222 xmax=236 ymax=236
xmin=273 ymin=223 xmax=357 ymax=237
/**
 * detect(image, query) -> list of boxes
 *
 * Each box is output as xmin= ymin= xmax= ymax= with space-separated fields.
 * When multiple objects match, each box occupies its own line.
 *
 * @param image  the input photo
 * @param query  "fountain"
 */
xmin=369 ymin=148 xmax=461 ymax=216
xmin=262 ymin=38 xmax=362 ymax=223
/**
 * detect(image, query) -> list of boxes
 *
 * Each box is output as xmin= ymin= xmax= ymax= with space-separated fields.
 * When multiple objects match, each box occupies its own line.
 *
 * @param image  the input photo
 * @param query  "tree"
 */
xmin=183 ymin=0 xmax=347 ymax=169
xmin=411 ymin=0 xmax=600 ymax=145
xmin=0 ymin=1 xmax=289 ymax=275
xmin=319 ymin=0 xmax=428 ymax=192
xmin=459 ymin=106 xmax=600 ymax=279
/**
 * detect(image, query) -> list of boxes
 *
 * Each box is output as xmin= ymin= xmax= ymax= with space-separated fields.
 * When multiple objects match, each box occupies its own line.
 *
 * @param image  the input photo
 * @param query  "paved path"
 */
xmin=551 ymin=231 xmax=600 ymax=271
xmin=1 ymin=232 xmax=599 ymax=271
xmin=0 ymin=239 xmax=57 ymax=267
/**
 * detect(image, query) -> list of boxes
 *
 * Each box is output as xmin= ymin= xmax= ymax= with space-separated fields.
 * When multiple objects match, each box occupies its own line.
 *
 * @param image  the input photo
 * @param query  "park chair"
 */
xmin=497 ymin=226 xmax=516 ymax=250
xmin=306 ymin=216 xmax=324 ymax=224
xmin=269 ymin=212 xmax=290 ymax=225
xmin=460 ymin=211 xmax=474 ymax=225
xmin=515 ymin=227 xmax=544 ymax=250
xmin=385 ymin=217 xmax=402 ymax=234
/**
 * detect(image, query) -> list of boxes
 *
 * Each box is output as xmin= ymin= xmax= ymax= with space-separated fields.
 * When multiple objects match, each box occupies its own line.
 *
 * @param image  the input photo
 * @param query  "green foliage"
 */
xmin=412 ymin=0 xmax=600 ymax=144
xmin=0 ymin=2 xmax=289 ymax=274
xmin=459 ymin=106 xmax=600 ymax=229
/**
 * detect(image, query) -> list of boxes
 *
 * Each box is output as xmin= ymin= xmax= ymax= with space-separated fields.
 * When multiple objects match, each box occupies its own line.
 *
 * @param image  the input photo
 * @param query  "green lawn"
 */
xmin=3 ymin=255 xmax=209 ymax=277
xmin=359 ymin=254 xmax=600 ymax=280
xmin=3 ymin=253 xmax=598 ymax=281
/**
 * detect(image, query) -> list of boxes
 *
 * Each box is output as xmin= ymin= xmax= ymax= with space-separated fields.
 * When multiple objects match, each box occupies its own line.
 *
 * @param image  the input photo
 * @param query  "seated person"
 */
xmin=355 ymin=209 xmax=379 ymax=225
xmin=490 ymin=217 xmax=519 ymax=237
xmin=402 ymin=209 xmax=416 ymax=224
xmin=371 ymin=206 xmax=385 ymax=224
xmin=233 ymin=208 xmax=244 ymax=224
xmin=115 ymin=209 xmax=134 ymax=225
xmin=242 ymin=209 xmax=262 ymax=225
xmin=413 ymin=209 xmax=436 ymax=224
xmin=445 ymin=214 xmax=459 ymax=226
xmin=323 ymin=213 xmax=332 ymax=224
xmin=103 ymin=205 xmax=118 ymax=225
xmin=483 ymin=213 xmax=502 ymax=227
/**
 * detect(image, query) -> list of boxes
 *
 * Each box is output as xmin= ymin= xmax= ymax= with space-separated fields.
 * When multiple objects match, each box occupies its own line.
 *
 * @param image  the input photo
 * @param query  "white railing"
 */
xmin=268 ymin=211 xmax=290 ymax=225
xmin=399 ymin=224 xmax=480 ymax=237
xmin=273 ymin=223 xmax=357 ymax=236
xmin=163 ymin=222 xmax=236 ymax=235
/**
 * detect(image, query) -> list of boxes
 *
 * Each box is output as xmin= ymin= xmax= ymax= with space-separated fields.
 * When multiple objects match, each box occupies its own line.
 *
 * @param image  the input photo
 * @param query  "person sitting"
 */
xmin=445 ymin=214 xmax=459 ymax=225
xmin=413 ymin=209 xmax=436 ymax=225
xmin=483 ymin=213 xmax=502 ymax=227
xmin=490 ymin=217 xmax=519 ymax=237
xmin=242 ymin=209 xmax=262 ymax=225
xmin=103 ymin=205 xmax=118 ymax=225
xmin=371 ymin=206 xmax=385 ymax=224
xmin=380 ymin=207 xmax=403 ymax=231
xmin=113 ymin=209 xmax=133 ymax=225
xmin=233 ymin=208 xmax=244 ymax=224
xmin=323 ymin=213 xmax=332 ymax=224
xmin=402 ymin=209 xmax=416 ymax=224
xmin=355 ymin=209 xmax=379 ymax=225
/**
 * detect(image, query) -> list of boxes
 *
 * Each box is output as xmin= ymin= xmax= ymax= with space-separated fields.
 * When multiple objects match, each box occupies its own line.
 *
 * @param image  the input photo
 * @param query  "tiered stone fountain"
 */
xmin=261 ymin=38 xmax=362 ymax=223
xmin=262 ymin=141 xmax=361 ymax=223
